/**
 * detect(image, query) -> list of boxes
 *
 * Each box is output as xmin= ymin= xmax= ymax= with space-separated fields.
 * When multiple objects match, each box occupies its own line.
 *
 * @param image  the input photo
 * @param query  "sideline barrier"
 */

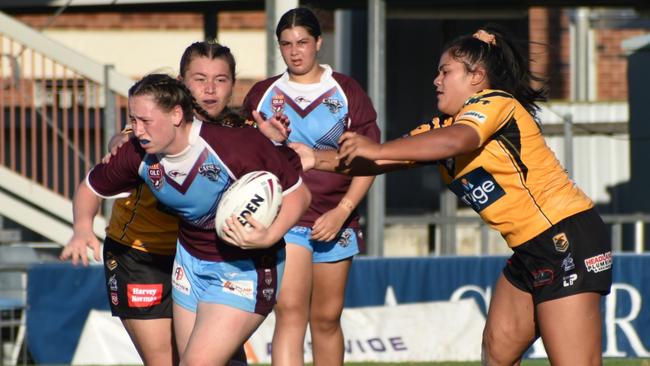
xmin=27 ymin=254 xmax=650 ymax=363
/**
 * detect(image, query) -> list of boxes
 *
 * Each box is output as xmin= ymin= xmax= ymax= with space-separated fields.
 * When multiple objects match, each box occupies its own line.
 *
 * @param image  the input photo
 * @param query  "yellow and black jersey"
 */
xmin=409 ymin=89 xmax=593 ymax=248
xmin=106 ymin=184 xmax=178 ymax=255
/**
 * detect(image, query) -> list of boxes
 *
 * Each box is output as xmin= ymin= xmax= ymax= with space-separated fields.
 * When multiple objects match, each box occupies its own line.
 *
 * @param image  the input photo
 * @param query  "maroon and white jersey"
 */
xmin=86 ymin=119 xmax=303 ymax=261
xmin=244 ymin=65 xmax=379 ymax=228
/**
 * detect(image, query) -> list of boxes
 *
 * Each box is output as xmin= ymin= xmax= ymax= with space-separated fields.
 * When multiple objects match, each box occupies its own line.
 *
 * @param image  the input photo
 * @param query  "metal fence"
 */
xmin=0 ymin=11 xmax=131 ymax=200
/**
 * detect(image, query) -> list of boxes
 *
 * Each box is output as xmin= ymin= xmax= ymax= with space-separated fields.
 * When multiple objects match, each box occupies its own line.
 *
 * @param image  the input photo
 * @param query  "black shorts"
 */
xmin=503 ymin=208 xmax=612 ymax=305
xmin=103 ymin=237 xmax=175 ymax=319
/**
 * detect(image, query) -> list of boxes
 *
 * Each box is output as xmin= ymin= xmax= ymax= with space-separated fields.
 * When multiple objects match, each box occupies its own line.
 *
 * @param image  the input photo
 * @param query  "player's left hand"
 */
xmin=311 ymin=207 xmax=349 ymax=242
xmin=221 ymin=213 xmax=273 ymax=249
xmin=288 ymin=142 xmax=315 ymax=171
xmin=338 ymin=131 xmax=381 ymax=165
xmin=101 ymin=133 xmax=130 ymax=164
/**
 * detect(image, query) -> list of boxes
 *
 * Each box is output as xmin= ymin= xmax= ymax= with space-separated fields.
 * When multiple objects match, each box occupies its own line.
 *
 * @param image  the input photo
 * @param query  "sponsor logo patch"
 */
xmin=584 ymin=251 xmax=612 ymax=273
xmin=459 ymin=110 xmax=487 ymax=124
xmin=448 ymin=167 xmax=505 ymax=212
xmin=171 ymin=262 xmax=191 ymax=295
xmin=223 ymin=280 xmax=254 ymax=300
xmin=127 ymin=284 xmax=162 ymax=308
xmin=532 ymin=269 xmax=554 ymax=287
xmin=553 ymin=232 xmax=570 ymax=252
xmin=563 ymin=273 xmax=578 ymax=287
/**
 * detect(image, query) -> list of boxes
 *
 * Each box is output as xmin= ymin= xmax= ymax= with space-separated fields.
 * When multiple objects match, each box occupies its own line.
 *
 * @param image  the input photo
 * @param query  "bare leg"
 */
xmin=536 ymin=292 xmax=603 ymax=366
xmin=271 ymin=244 xmax=313 ymax=365
xmin=482 ymin=274 xmax=537 ymax=365
xmin=309 ymin=259 xmax=352 ymax=366
xmin=121 ymin=317 xmax=178 ymax=366
xmin=173 ymin=304 xmax=197 ymax=360
xmin=179 ymin=302 xmax=264 ymax=366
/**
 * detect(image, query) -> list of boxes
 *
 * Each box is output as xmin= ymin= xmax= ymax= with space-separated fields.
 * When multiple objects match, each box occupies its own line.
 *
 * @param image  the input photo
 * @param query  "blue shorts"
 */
xmin=171 ymin=243 xmax=285 ymax=316
xmin=284 ymin=226 xmax=360 ymax=263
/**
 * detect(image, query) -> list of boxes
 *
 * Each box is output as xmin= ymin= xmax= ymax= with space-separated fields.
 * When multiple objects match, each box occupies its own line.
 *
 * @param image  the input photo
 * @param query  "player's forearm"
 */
xmin=340 ymin=175 xmax=375 ymax=211
xmin=267 ymin=184 xmax=311 ymax=242
xmin=72 ymin=181 xmax=102 ymax=232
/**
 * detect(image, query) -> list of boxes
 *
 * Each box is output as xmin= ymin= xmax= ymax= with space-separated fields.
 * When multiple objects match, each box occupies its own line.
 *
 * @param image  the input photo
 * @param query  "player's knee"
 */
xmin=481 ymin=329 xmax=525 ymax=366
xmin=309 ymin=313 xmax=341 ymax=334
xmin=275 ymin=298 xmax=308 ymax=319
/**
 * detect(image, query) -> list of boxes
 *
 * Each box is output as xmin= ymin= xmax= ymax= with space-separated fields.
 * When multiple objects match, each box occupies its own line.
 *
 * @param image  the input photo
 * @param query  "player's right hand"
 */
xmin=337 ymin=131 xmax=382 ymax=165
xmin=60 ymin=231 xmax=101 ymax=266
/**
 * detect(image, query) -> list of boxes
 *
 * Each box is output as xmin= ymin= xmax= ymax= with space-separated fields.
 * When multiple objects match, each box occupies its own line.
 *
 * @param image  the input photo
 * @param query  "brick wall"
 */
xmin=529 ymin=7 xmax=648 ymax=101
xmin=15 ymin=11 xmax=266 ymax=30
xmin=529 ymin=7 xmax=572 ymax=100
xmin=596 ymin=28 xmax=646 ymax=101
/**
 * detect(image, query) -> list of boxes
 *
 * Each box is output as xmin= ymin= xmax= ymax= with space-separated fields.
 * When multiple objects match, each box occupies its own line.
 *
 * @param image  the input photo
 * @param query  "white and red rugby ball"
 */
xmin=215 ymin=171 xmax=283 ymax=239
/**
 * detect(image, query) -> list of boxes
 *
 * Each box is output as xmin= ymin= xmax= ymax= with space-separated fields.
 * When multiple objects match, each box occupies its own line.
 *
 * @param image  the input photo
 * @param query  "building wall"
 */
xmin=529 ymin=7 xmax=649 ymax=101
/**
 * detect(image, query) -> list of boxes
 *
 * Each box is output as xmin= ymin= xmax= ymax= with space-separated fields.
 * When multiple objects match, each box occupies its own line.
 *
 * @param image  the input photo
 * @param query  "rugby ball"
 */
xmin=215 ymin=171 xmax=283 ymax=239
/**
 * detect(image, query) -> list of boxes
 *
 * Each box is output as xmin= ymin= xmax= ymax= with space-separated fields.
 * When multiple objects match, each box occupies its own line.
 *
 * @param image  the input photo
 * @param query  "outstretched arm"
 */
xmin=59 ymin=181 xmax=102 ymax=265
xmin=291 ymin=124 xmax=479 ymax=176
xmin=337 ymin=124 xmax=479 ymax=164
xmin=290 ymin=143 xmax=415 ymax=176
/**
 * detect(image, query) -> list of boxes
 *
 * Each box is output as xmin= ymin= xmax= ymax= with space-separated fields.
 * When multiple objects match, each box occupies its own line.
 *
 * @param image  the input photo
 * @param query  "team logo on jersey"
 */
xmin=148 ymin=163 xmax=164 ymax=190
xmin=337 ymin=229 xmax=353 ymax=248
xmin=110 ymin=292 xmax=119 ymax=306
xmin=532 ymin=269 xmax=554 ymax=287
xmin=553 ymin=232 xmax=570 ymax=252
xmin=198 ymin=164 xmax=221 ymax=182
xmin=323 ymin=98 xmax=343 ymax=114
xmin=264 ymin=268 xmax=273 ymax=285
xmin=272 ymin=94 xmax=285 ymax=113
xmin=448 ymin=167 xmax=505 ymax=212
xmin=262 ymin=288 xmax=275 ymax=301
xmin=584 ymin=251 xmax=612 ymax=273
xmin=107 ymin=274 xmax=118 ymax=292
xmin=105 ymin=252 xmax=118 ymax=271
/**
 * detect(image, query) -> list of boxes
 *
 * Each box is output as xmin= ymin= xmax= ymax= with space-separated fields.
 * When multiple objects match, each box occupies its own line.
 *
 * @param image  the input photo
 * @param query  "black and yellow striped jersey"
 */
xmin=409 ymin=89 xmax=593 ymax=247
xmin=105 ymin=184 xmax=178 ymax=255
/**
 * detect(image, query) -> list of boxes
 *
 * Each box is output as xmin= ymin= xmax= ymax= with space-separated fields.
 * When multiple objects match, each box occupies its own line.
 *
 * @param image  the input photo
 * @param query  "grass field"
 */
xmin=251 ymin=360 xmax=650 ymax=366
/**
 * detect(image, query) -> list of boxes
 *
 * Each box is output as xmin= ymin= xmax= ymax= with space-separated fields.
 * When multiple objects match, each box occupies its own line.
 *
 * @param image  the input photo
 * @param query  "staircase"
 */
xmin=0 ymin=11 xmax=135 ymax=245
